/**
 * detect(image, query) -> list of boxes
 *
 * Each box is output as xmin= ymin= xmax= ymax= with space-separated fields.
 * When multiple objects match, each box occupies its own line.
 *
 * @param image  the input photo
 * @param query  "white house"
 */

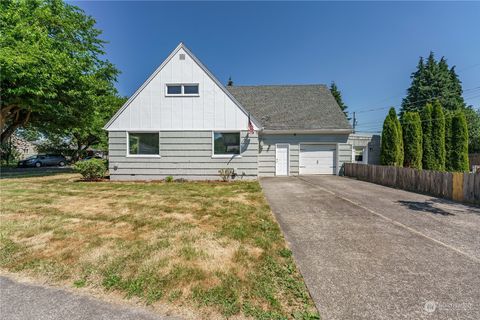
xmin=104 ymin=43 xmax=360 ymax=180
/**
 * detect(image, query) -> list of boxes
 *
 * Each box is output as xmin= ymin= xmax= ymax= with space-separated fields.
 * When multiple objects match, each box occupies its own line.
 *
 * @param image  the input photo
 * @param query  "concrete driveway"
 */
xmin=260 ymin=175 xmax=480 ymax=320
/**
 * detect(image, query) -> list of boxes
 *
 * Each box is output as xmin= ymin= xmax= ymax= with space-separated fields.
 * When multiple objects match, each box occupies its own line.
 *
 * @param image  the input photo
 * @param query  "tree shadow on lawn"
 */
xmin=0 ymin=167 xmax=73 ymax=179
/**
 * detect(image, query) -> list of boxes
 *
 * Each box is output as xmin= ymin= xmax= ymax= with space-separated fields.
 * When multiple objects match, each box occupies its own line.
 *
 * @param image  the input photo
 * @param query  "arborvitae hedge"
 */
xmin=421 ymin=103 xmax=435 ymax=170
xmin=445 ymin=111 xmax=453 ymax=171
xmin=394 ymin=110 xmax=404 ymax=167
xmin=381 ymin=108 xmax=403 ymax=166
xmin=450 ymin=111 xmax=470 ymax=172
xmin=431 ymin=100 xmax=446 ymax=171
xmin=402 ymin=112 xmax=422 ymax=169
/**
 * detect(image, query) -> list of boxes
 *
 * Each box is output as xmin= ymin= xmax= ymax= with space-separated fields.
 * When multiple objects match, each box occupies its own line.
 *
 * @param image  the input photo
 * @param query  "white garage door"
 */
xmin=299 ymin=144 xmax=336 ymax=175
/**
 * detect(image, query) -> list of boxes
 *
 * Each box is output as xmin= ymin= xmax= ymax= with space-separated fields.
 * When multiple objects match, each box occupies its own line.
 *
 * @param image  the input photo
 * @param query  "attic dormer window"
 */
xmin=166 ymin=84 xmax=199 ymax=96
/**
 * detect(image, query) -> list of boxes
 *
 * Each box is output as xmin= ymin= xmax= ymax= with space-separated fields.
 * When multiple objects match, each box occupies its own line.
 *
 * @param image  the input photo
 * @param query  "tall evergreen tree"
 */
xmin=402 ymin=112 xmax=422 ymax=169
xmin=431 ymin=100 xmax=446 ymax=171
xmin=381 ymin=108 xmax=402 ymax=166
xmin=400 ymin=52 xmax=479 ymax=153
xmin=400 ymin=52 xmax=465 ymax=116
xmin=330 ymin=82 xmax=349 ymax=119
xmin=421 ymin=103 xmax=435 ymax=170
xmin=450 ymin=111 xmax=470 ymax=172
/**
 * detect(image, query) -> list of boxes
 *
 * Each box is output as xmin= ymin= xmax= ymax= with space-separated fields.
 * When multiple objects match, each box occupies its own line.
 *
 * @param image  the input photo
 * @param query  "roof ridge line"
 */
xmin=227 ymin=84 xmax=328 ymax=87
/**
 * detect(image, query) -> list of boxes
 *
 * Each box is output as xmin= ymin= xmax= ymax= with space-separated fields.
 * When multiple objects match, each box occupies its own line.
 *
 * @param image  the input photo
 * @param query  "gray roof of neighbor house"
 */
xmin=226 ymin=84 xmax=352 ymax=131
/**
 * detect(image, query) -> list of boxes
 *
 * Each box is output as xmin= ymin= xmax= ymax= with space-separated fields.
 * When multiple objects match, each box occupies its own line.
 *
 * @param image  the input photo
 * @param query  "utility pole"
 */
xmin=352 ymin=112 xmax=357 ymax=133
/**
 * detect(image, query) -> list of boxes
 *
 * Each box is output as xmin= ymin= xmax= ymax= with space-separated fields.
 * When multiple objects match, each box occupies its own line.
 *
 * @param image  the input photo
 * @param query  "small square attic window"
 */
xmin=167 ymin=85 xmax=182 ymax=95
xmin=184 ymin=85 xmax=199 ymax=95
xmin=179 ymin=54 xmax=185 ymax=60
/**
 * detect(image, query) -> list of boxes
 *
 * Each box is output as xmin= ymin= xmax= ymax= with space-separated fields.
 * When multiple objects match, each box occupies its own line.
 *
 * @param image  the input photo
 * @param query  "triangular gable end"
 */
xmin=104 ymin=43 xmax=261 ymax=131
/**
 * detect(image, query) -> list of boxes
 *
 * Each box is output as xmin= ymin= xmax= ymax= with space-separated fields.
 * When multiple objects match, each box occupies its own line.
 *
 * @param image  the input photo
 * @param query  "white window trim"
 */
xmin=126 ymin=132 xmax=161 ymax=158
xmin=165 ymin=83 xmax=200 ymax=97
xmin=352 ymin=145 xmax=368 ymax=164
xmin=211 ymin=131 xmax=242 ymax=158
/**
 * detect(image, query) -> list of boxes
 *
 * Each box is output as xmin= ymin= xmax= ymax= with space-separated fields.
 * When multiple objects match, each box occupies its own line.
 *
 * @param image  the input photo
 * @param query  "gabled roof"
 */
xmin=226 ymin=85 xmax=352 ymax=131
xmin=104 ymin=43 xmax=261 ymax=130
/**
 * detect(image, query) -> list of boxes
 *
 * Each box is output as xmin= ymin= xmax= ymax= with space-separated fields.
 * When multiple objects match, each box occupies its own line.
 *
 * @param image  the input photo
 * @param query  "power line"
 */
xmin=352 ymin=85 xmax=480 ymax=115
xmin=355 ymin=62 xmax=480 ymax=109
xmin=356 ymin=100 xmax=480 ymax=129
xmin=356 ymin=109 xmax=477 ymax=131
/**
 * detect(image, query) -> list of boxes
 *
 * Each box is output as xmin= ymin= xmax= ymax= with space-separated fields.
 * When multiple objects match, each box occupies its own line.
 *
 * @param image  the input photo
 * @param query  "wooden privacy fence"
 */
xmin=344 ymin=163 xmax=480 ymax=205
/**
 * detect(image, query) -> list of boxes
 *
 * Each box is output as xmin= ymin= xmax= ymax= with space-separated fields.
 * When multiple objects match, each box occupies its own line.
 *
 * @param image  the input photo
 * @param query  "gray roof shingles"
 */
xmin=226 ymin=84 xmax=352 ymax=131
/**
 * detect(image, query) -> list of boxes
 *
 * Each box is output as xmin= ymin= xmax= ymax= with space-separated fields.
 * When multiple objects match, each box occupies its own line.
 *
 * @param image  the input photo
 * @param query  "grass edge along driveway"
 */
xmin=0 ymin=174 xmax=319 ymax=320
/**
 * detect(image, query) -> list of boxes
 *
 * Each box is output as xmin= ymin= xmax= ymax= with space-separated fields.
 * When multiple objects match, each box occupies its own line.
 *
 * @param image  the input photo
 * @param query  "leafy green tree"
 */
xmin=0 ymin=0 xmax=118 ymax=143
xmin=402 ymin=112 xmax=422 ymax=169
xmin=401 ymin=52 xmax=465 ymax=115
xmin=330 ymin=82 xmax=349 ymax=119
xmin=381 ymin=108 xmax=402 ymax=166
xmin=28 ymin=94 xmax=126 ymax=161
xmin=431 ymin=100 xmax=446 ymax=171
xmin=421 ymin=103 xmax=435 ymax=170
xmin=68 ymin=94 xmax=126 ymax=160
xmin=450 ymin=111 xmax=469 ymax=172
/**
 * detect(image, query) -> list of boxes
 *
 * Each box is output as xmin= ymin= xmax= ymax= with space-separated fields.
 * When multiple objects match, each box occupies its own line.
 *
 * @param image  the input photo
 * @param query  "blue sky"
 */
xmin=72 ymin=1 xmax=480 ymax=133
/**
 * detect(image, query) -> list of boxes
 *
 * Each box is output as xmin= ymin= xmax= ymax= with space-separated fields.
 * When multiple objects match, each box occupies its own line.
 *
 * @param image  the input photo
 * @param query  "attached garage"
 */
xmin=299 ymin=144 xmax=336 ymax=175
xmin=227 ymin=84 xmax=353 ymax=177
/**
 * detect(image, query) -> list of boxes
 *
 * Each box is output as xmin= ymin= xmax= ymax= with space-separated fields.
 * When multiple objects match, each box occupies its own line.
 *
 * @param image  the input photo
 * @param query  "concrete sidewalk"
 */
xmin=0 ymin=276 xmax=180 ymax=320
xmin=260 ymin=175 xmax=480 ymax=320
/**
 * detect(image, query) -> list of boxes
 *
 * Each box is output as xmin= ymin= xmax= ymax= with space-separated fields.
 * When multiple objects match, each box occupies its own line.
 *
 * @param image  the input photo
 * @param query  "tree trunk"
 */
xmin=1 ymin=122 xmax=22 ymax=144
xmin=0 ymin=109 xmax=31 ymax=144
xmin=71 ymin=135 xmax=99 ymax=162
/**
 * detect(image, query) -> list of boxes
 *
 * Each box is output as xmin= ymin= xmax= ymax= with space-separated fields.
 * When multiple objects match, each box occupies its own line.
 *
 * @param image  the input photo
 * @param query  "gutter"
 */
xmin=261 ymin=128 xmax=353 ymax=135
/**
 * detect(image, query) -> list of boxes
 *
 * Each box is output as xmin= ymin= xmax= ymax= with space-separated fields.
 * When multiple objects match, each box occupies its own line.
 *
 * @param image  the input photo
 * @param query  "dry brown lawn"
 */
xmin=0 ymin=173 xmax=319 ymax=320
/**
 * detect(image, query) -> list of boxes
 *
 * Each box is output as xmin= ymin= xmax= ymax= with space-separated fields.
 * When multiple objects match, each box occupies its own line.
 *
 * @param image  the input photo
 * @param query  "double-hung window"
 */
xmin=213 ymin=132 xmax=241 ymax=156
xmin=166 ymin=84 xmax=199 ymax=96
xmin=128 ymin=132 xmax=160 ymax=156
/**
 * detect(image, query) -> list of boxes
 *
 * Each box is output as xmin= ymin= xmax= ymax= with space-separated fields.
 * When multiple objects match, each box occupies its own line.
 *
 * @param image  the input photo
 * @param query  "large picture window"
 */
xmin=128 ymin=133 xmax=159 ymax=155
xmin=213 ymin=132 xmax=240 ymax=156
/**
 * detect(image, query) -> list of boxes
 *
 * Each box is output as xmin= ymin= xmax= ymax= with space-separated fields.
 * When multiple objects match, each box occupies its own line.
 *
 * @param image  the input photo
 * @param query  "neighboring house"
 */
xmin=104 ymin=43 xmax=353 ymax=180
xmin=11 ymin=135 xmax=38 ymax=160
xmin=347 ymin=133 xmax=381 ymax=165
xmin=469 ymin=153 xmax=480 ymax=172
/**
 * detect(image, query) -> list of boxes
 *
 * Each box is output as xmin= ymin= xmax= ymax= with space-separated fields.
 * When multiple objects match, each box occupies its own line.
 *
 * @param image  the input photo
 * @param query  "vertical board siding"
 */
xmin=344 ymin=163 xmax=479 ymax=205
xmin=109 ymin=131 xmax=258 ymax=180
xmin=107 ymin=48 xmax=254 ymax=131
xmin=258 ymin=133 xmax=350 ymax=176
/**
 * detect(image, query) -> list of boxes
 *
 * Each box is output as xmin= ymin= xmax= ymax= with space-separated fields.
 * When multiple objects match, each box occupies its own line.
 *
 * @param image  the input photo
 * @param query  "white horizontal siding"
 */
xmin=338 ymin=143 xmax=353 ymax=174
xmin=109 ymin=131 xmax=258 ymax=180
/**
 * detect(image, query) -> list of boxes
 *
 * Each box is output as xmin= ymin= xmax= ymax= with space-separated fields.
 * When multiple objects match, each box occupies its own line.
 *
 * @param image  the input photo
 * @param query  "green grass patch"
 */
xmin=0 ymin=173 xmax=319 ymax=319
